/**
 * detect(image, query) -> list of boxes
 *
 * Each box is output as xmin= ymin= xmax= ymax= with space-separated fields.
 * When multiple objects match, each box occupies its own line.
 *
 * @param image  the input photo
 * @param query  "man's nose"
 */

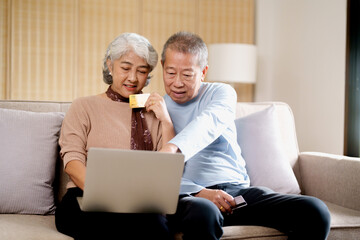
xmin=173 ymin=74 xmax=184 ymax=87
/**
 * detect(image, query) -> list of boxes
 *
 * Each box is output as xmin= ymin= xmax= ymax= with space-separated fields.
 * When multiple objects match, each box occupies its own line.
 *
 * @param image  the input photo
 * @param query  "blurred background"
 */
xmin=0 ymin=0 xmax=352 ymax=156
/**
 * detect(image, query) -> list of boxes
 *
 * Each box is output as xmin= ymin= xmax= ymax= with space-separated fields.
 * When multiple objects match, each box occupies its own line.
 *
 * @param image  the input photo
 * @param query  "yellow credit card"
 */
xmin=129 ymin=93 xmax=150 ymax=108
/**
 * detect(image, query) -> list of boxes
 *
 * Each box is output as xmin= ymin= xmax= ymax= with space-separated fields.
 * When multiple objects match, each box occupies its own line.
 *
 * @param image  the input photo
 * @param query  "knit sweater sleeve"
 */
xmin=59 ymin=98 xmax=90 ymax=168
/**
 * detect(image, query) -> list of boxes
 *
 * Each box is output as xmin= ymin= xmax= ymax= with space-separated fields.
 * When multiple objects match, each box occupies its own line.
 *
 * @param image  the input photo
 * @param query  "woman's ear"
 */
xmin=106 ymin=59 xmax=112 ymax=73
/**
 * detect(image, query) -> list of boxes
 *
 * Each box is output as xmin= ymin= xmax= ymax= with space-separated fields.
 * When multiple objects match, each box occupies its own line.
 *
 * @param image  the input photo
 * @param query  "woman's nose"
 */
xmin=128 ymin=70 xmax=137 ymax=82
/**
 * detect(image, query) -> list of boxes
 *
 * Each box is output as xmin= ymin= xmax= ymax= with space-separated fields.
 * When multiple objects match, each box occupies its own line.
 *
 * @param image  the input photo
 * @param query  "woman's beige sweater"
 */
xmin=59 ymin=95 xmax=163 ymax=188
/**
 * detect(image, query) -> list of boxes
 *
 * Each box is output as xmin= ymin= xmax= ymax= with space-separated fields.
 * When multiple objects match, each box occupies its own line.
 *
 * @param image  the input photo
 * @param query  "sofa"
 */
xmin=0 ymin=100 xmax=360 ymax=240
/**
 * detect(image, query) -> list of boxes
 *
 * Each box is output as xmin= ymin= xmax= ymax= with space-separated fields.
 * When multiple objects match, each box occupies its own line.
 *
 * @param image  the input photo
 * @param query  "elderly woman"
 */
xmin=55 ymin=33 xmax=174 ymax=240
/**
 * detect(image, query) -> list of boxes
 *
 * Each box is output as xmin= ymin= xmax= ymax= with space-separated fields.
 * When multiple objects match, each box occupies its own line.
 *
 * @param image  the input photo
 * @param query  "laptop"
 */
xmin=77 ymin=147 xmax=184 ymax=214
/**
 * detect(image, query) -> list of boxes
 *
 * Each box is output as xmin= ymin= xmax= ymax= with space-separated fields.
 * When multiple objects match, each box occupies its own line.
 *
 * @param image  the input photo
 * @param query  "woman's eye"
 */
xmin=121 ymin=67 xmax=130 ymax=71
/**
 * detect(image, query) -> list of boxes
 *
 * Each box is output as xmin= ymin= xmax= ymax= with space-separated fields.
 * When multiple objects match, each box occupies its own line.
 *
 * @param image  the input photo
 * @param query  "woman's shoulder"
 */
xmin=71 ymin=95 xmax=104 ymax=107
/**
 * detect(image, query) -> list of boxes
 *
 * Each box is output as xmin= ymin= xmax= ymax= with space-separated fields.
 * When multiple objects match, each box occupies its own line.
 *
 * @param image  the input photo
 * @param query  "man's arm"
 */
xmin=169 ymin=84 xmax=237 ymax=161
xmin=159 ymin=142 xmax=178 ymax=153
xmin=195 ymin=188 xmax=236 ymax=214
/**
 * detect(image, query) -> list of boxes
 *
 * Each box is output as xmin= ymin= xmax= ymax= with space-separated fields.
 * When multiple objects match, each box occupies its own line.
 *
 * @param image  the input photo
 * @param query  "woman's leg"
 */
xmin=55 ymin=188 xmax=171 ymax=240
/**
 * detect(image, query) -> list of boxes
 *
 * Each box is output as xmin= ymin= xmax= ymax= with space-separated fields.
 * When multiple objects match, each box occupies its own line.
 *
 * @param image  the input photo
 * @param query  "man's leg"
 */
xmin=223 ymin=186 xmax=331 ymax=240
xmin=167 ymin=195 xmax=224 ymax=240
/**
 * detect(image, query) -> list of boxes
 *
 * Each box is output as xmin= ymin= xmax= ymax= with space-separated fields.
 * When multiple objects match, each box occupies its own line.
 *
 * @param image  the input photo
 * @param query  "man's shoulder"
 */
xmin=202 ymin=82 xmax=236 ymax=98
xmin=203 ymin=82 xmax=234 ymax=92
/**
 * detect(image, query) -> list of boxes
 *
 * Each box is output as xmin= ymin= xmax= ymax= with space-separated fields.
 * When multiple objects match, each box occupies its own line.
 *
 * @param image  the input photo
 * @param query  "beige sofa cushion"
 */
xmin=0 ymin=108 xmax=64 ymax=214
xmin=235 ymin=105 xmax=300 ymax=194
xmin=0 ymin=215 xmax=72 ymax=240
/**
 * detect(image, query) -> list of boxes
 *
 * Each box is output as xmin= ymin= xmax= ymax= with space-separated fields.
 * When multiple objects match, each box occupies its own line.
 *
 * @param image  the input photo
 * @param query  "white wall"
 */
xmin=255 ymin=0 xmax=347 ymax=155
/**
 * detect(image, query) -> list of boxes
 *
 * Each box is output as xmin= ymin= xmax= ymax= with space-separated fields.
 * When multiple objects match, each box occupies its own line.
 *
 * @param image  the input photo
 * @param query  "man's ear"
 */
xmin=161 ymin=60 xmax=164 ymax=67
xmin=106 ymin=59 xmax=112 ymax=73
xmin=201 ymin=65 xmax=209 ymax=82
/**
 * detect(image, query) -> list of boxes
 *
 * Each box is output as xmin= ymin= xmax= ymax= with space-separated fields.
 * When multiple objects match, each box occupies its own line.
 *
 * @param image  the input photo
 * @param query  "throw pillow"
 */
xmin=235 ymin=105 xmax=301 ymax=194
xmin=0 ymin=108 xmax=64 ymax=214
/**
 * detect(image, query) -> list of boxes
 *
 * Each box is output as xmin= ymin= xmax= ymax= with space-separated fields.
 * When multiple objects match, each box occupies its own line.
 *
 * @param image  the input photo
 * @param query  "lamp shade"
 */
xmin=206 ymin=43 xmax=257 ymax=83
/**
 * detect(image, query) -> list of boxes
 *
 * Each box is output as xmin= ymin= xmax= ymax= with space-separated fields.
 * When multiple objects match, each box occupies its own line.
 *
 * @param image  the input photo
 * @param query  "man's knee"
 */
xmin=183 ymin=197 xmax=223 ymax=224
xmin=179 ymin=197 xmax=224 ymax=239
xmin=294 ymin=196 xmax=331 ymax=239
xmin=304 ymin=197 xmax=331 ymax=229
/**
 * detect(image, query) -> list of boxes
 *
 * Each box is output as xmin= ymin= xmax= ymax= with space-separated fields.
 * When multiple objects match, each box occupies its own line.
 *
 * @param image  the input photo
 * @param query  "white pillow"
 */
xmin=0 ymin=108 xmax=64 ymax=214
xmin=235 ymin=105 xmax=301 ymax=194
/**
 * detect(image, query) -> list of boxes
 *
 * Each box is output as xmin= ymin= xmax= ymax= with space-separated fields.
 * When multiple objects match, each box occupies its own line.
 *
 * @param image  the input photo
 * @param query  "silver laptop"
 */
xmin=77 ymin=147 xmax=184 ymax=214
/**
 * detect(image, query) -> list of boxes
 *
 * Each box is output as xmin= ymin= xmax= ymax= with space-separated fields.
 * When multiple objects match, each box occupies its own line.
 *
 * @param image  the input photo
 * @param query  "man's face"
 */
xmin=162 ymin=49 xmax=208 ymax=104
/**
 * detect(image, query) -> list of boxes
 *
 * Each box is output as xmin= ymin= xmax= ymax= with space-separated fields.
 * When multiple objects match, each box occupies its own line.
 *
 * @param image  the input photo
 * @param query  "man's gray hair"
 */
xmin=103 ymin=33 xmax=158 ymax=85
xmin=161 ymin=31 xmax=208 ymax=70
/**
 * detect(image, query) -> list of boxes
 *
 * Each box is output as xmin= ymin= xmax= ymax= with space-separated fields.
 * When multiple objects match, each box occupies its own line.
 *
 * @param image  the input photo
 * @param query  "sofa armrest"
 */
xmin=299 ymin=152 xmax=360 ymax=211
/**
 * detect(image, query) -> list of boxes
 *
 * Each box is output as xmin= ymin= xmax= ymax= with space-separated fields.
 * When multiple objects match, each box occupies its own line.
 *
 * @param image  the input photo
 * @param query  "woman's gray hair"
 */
xmin=161 ymin=31 xmax=208 ymax=70
xmin=103 ymin=33 xmax=158 ymax=85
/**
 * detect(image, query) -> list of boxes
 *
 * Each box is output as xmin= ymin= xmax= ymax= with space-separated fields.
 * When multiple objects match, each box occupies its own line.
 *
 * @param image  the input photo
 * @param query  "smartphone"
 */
xmin=232 ymin=195 xmax=247 ymax=210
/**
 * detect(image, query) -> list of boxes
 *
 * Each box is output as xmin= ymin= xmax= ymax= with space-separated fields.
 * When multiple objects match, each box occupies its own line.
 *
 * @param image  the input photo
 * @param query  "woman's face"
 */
xmin=107 ymin=51 xmax=151 ymax=98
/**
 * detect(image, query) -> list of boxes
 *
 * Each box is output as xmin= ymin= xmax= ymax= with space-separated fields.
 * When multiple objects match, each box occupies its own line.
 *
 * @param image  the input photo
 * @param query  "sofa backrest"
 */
xmin=0 ymin=100 xmax=301 ymax=202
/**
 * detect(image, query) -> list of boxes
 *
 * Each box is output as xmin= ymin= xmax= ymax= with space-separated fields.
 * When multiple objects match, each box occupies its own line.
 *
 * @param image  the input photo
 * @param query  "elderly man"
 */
xmin=160 ymin=31 xmax=331 ymax=240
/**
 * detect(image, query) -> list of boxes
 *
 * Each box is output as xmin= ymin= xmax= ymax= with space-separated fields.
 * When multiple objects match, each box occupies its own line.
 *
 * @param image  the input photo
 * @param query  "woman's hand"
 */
xmin=145 ymin=93 xmax=175 ymax=147
xmin=195 ymin=188 xmax=236 ymax=214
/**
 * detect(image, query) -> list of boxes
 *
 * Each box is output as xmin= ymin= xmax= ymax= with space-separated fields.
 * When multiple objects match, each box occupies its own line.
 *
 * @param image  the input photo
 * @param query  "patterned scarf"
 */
xmin=106 ymin=86 xmax=153 ymax=150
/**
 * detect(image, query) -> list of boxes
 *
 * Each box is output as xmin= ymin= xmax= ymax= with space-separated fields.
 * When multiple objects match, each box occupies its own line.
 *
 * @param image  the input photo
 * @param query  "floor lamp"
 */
xmin=206 ymin=43 xmax=257 ymax=102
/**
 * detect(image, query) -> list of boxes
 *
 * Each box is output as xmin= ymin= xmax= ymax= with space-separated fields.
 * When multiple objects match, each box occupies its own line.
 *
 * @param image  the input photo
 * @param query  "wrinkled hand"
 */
xmin=195 ymin=188 xmax=236 ymax=214
xmin=159 ymin=143 xmax=179 ymax=153
xmin=145 ymin=93 xmax=171 ymax=124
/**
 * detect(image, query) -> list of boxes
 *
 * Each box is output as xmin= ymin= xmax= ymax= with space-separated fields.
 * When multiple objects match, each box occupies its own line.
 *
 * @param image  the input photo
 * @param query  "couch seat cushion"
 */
xmin=0 ymin=214 xmax=72 ymax=240
xmin=222 ymin=225 xmax=286 ymax=240
xmin=324 ymin=201 xmax=360 ymax=240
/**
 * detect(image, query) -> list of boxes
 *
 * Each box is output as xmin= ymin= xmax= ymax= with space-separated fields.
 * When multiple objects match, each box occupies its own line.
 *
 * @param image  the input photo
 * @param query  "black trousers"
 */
xmin=167 ymin=184 xmax=331 ymax=240
xmin=55 ymin=188 xmax=172 ymax=240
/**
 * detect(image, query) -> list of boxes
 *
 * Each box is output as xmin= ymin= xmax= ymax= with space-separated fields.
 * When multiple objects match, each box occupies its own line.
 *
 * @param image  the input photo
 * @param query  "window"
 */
xmin=344 ymin=0 xmax=360 ymax=157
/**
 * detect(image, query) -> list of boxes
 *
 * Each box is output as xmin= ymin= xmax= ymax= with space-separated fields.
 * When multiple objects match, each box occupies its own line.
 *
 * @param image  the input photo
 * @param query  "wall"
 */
xmin=255 ymin=0 xmax=347 ymax=154
xmin=0 ymin=1 xmax=8 ymax=99
xmin=0 ymin=0 xmax=254 ymax=101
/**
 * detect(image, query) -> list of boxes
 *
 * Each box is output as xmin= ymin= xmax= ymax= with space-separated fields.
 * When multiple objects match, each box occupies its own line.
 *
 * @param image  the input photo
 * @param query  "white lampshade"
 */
xmin=206 ymin=43 xmax=257 ymax=83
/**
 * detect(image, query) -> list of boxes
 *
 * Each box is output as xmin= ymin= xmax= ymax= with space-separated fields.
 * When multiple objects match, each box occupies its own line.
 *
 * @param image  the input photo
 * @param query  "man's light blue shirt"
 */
xmin=164 ymin=82 xmax=250 ymax=195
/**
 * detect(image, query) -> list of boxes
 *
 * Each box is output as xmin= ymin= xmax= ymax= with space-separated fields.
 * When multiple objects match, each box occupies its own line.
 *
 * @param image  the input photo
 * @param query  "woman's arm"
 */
xmin=65 ymin=160 xmax=86 ymax=190
xmin=59 ymin=98 xmax=90 ymax=190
